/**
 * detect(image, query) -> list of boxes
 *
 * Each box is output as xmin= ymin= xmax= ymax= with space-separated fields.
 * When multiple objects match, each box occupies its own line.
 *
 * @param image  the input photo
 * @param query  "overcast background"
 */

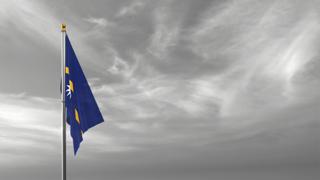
xmin=0 ymin=0 xmax=319 ymax=179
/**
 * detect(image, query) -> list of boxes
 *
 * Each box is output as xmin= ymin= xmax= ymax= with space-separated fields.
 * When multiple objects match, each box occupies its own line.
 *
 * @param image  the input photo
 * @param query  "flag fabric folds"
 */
xmin=65 ymin=35 xmax=104 ymax=154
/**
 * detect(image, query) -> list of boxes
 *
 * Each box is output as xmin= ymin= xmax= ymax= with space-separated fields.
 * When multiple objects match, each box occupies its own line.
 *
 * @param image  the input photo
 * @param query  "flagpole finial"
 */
xmin=61 ymin=23 xmax=66 ymax=32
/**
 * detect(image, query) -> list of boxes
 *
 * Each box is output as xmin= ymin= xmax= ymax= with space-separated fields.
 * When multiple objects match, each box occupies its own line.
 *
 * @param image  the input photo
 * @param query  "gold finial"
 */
xmin=61 ymin=24 xmax=66 ymax=32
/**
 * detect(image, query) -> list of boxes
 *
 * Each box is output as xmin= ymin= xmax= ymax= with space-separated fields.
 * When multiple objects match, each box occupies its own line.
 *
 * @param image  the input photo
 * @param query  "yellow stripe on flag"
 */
xmin=69 ymin=80 xmax=74 ymax=92
xmin=65 ymin=67 xmax=69 ymax=74
xmin=75 ymin=109 xmax=80 ymax=124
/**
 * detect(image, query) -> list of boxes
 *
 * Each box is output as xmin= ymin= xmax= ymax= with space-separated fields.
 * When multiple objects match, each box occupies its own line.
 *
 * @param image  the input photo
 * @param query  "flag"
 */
xmin=65 ymin=34 xmax=104 ymax=154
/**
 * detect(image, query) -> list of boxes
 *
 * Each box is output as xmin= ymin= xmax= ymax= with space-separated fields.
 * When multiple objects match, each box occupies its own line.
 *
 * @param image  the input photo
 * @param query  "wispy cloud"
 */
xmin=0 ymin=0 xmax=60 ymax=47
xmin=84 ymin=17 xmax=113 ymax=28
xmin=0 ymin=93 xmax=60 ymax=166
xmin=1 ymin=0 xmax=319 ymax=178
xmin=186 ymin=0 xmax=320 ymax=116
xmin=116 ymin=1 xmax=145 ymax=17
xmin=147 ymin=6 xmax=180 ymax=58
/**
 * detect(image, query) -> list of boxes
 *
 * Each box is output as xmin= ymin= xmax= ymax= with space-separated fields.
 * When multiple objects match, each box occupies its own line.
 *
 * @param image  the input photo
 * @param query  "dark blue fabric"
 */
xmin=65 ymin=35 xmax=104 ymax=155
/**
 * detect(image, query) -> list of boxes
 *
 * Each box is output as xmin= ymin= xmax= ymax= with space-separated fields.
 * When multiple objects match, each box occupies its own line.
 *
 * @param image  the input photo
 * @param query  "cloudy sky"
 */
xmin=0 ymin=0 xmax=319 ymax=179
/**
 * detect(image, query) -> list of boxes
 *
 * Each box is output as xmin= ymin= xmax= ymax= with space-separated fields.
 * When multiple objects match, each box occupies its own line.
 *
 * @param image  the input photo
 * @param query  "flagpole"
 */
xmin=61 ymin=23 xmax=67 ymax=180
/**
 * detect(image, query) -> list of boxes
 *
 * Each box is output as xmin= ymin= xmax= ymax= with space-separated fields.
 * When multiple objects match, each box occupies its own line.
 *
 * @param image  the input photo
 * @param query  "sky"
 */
xmin=0 ymin=0 xmax=319 ymax=180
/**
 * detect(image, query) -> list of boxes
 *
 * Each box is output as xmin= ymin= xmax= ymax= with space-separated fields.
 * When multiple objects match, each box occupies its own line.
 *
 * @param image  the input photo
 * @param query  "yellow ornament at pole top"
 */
xmin=61 ymin=24 xmax=66 ymax=32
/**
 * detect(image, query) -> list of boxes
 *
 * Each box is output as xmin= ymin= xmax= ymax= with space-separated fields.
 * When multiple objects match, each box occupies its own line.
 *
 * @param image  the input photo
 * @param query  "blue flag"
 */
xmin=65 ymin=35 xmax=104 ymax=154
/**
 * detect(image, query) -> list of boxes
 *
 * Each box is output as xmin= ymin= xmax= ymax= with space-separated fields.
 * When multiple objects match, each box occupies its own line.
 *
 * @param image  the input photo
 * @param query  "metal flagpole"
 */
xmin=61 ymin=23 xmax=67 ymax=180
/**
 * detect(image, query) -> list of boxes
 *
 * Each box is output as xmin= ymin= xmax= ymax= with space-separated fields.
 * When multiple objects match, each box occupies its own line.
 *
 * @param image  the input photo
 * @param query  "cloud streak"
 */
xmin=0 ymin=0 xmax=319 ymax=179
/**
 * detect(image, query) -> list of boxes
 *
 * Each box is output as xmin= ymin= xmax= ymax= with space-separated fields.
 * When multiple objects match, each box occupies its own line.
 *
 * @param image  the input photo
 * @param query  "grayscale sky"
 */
xmin=0 ymin=0 xmax=319 ymax=180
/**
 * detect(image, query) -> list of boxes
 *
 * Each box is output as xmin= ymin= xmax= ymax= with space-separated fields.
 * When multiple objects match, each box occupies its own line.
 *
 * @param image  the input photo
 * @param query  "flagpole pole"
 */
xmin=61 ymin=23 xmax=67 ymax=180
